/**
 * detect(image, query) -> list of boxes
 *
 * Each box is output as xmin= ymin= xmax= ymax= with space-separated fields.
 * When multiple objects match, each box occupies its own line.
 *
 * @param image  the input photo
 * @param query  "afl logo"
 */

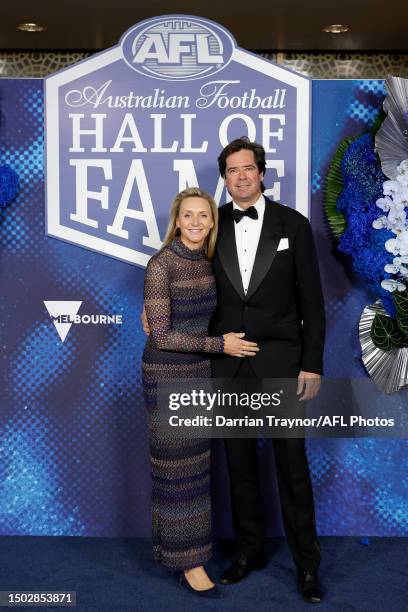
xmin=120 ymin=15 xmax=235 ymax=80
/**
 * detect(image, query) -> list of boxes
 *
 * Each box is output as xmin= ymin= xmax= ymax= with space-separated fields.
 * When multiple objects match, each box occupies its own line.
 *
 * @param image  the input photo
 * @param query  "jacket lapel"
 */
xmin=244 ymin=200 xmax=282 ymax=302
xmin=216 ymin=203 xmax=246 ymax=300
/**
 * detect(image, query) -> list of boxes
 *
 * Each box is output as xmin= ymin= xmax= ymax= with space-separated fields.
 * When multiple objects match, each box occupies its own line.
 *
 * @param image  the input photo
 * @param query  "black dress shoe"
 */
xmin=297 ymin=569 xmax=322 ymax=603
xmin=219 ymin=554 xmax=267 ymax=584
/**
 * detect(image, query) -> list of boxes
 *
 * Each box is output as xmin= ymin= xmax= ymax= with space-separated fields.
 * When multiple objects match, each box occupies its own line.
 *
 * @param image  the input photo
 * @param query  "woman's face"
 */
xmin=176 ymin=197 xmax=214 ymax=250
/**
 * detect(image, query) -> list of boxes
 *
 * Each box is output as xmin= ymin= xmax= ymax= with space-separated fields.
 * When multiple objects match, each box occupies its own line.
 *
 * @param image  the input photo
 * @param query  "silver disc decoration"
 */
xmin=375 ymin=76 xmax=408 ymax=180
xmin=359 ymin=300 xmax=408 ymax=393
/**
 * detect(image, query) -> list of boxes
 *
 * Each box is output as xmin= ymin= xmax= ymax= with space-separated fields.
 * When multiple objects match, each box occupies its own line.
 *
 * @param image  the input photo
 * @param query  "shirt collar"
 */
xmin=233 ymin=194 xmax=265 ymax=215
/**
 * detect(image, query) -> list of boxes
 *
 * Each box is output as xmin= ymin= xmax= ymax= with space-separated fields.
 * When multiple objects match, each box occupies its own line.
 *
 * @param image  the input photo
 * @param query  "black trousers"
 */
xmin=224 ymin=358 xmax=321 ymax=571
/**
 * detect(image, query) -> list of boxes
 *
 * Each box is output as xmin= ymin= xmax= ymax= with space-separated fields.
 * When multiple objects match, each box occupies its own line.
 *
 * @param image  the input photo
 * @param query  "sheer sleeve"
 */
xmin=144 ymin=254 xmax=224 ymax=354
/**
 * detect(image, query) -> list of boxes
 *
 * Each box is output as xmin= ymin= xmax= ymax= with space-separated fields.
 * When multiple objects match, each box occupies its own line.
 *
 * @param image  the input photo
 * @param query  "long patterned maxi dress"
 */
xmin=142 ymin=236 xmax=224 ymax=570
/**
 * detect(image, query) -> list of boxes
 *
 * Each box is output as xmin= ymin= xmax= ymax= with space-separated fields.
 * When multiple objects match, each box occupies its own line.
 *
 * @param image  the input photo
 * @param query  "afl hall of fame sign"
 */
xmin=45 ymin=15 xmax=311 ymax=267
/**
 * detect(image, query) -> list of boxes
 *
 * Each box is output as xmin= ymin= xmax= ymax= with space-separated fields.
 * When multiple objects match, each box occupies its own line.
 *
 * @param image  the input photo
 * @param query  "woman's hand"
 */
xmin=223 ymin=332 xmax=259 ymax=357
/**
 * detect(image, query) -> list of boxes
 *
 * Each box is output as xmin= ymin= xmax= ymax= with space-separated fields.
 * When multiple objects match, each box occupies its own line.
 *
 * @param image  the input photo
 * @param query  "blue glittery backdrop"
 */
xmin=0 ymin=78 xmax=407 ymax=536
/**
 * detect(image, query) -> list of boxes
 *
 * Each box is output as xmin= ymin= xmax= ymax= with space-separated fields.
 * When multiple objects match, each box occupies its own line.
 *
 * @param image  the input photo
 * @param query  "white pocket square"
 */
xmin=277 ymin=238 xmax=289 ymax=251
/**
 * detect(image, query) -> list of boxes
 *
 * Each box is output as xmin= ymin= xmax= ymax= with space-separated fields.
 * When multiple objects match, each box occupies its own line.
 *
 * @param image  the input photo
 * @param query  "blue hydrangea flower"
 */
xmin=336 ymin=133 xmax=395 ymax=315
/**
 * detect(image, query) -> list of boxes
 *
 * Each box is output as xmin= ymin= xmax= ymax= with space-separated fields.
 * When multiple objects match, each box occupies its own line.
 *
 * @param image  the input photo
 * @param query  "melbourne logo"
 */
xmin=120 ymin=16 xmax=235 ymax=80
xmin=44 ymin=301 xmax=123 ymax=342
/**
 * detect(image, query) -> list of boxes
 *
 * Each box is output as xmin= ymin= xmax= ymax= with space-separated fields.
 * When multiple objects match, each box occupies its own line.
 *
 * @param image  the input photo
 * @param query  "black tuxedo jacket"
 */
xmin=210 ymin=197 xmax=325 ymax=379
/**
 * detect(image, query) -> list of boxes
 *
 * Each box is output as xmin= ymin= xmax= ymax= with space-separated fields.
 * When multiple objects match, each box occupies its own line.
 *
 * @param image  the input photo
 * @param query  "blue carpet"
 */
xmin=0 ymin=537 xmax=407 ymax=611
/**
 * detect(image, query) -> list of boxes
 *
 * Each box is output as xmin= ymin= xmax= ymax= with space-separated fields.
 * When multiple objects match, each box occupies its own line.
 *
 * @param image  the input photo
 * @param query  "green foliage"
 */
xmin=323 ymin=136 xmax=356 ymax=239
xmin=371 ymin=313 xmax=405 ymax=351
xmin=371 ymin=290 xmax=408 ymax=350
xmin=324 ymin=111 xmax=386 ymax=241
xmin=394 ymin=290 xmax=408 ymax=337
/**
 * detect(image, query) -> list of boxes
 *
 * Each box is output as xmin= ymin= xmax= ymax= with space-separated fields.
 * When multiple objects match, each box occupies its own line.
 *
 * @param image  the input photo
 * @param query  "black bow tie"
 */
xmin=232 ymin=206 xmax=258 ymax=223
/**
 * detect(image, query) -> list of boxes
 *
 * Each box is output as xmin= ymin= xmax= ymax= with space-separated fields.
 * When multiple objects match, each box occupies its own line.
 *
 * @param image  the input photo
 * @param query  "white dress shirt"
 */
xmin=233 ymin=195 xmax=265 ymax=294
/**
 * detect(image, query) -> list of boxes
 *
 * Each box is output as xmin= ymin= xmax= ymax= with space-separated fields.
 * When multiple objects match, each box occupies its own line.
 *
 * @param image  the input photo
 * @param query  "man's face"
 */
xmin=224 ymin=149 xmax=263 ymax=208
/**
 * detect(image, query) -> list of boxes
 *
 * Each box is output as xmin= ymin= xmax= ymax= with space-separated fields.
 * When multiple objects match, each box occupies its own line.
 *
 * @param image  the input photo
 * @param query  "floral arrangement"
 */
xmin=374 ymin=159 xmax=408 ymax=293
xmin=324 ymin=76 xmax=408 ymax=390
xmin=325 ymin=130 xmax=398 ymax=315
xmin=325 ymin=131 xmax=408 ymax=351
xmin=336 ymin=134 xmax=396 ymax=311
xmin=369 ymin=160 xmax=408 ymax=351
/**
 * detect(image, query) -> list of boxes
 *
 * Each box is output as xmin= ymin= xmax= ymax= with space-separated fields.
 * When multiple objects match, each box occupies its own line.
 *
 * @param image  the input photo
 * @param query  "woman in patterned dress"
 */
xmin=142 ymin=187 xmax=258 ymax=596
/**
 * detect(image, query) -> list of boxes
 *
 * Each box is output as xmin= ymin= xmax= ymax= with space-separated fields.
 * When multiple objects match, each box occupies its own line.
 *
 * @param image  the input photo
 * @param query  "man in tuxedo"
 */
xmin=211 ymin=137 xmax=325 ymax=603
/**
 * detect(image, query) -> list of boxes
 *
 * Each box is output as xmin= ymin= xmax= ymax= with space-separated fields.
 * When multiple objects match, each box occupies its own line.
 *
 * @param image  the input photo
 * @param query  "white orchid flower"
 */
xmin=372 ymin=216 xmax=389 ymax=229
xmin=374 ymin=161 xmax=408 ymax=290
xmin=383 ymin=180 xmax=401 ymax=196
xmin=381 ymin=279 xmax=406 ymax=292
xmin=394 ymin=256 xmax=408 ymax=264
xmin=376 ymin=196 xmax=392 ymax=211
xmin=396 ymin=159 xmax=408 ymax=186
xmin=385 ymin=238 xmax=398 ymax=253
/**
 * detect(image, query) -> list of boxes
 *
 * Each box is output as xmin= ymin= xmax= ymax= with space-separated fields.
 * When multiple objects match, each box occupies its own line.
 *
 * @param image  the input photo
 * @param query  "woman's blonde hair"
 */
xmin=162 ymin=187 xmax=218 ymax=259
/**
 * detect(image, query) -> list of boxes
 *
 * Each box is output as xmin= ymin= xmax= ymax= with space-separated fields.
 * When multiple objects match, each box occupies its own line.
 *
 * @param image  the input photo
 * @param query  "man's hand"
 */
xmin=297 ymin=371 xmax=321 ymax=401
xmin=140 ymin=305 xmax=150 ymax=336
